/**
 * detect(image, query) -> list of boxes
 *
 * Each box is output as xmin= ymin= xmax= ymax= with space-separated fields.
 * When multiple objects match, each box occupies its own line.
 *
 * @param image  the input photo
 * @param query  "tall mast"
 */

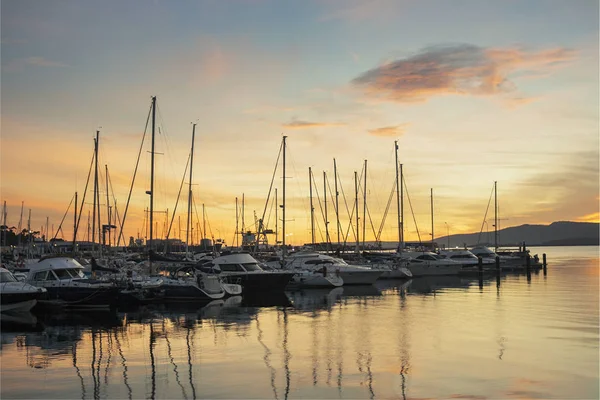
xmin=149 ymin=96 xmax=156 ymax=261
xmin=324 ymin=170 xmax=329 ymax=250
xmin=73 ymin=192 xmax=78 ymax=250
xmin=362 ymin=160 xmax=367 ymax=251
xmin=241 ymin=194 xmax=245 ymax=236
xmin=354 ymin=171 xmax=359 ymax=252
xmin=395 ymin=141 xmax=401 ymax=252
xmin=17 ymin=201 xmax=23 ymax=248
xmin=92 ymin=132 xmax=99 ymax=251
xmin=400 ymin=163 xmax=404 ymax=251
xmin=309 ymin=167 xmax=314 ymax=245
xmin=45 ymin=216 xmax=49 ymax=253
xmin=186 ymin=123 xmax=196 ymax=254
xmin=235 ymin=197 xmax=239 ymax=247
xmin=2 ymin=201 xmax=6 ymax=248
xmin=430 ymin=188 xmax=434 ymax=248
xmin=494 ymin=181 xmax=498 ymax=251
xmin=105 ymin=164 xmax=110 ymax=248
xmin=275 ymin=188 xmax=278 ymax=246
xmin=27 ymin=209 xmax=31 ymax=258
xmin=334 ymin=158 xmax=340 ymax=248
xmin=202 ymin=203 xmax=206 ymax=248
xmin=282 ymin=136 xmax=287 ymax=261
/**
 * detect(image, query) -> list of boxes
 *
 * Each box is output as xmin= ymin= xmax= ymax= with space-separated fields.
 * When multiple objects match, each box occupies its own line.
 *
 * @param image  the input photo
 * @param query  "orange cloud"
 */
xmin=577 ymin=212 xmax=600 ymax=223
xmin=368 ymin=123 xmax=409 ymax=137
xmin=352 ymin=44 xmax=576 ymax=103
xmin=282 ymin=120 xmax=346 ymax=129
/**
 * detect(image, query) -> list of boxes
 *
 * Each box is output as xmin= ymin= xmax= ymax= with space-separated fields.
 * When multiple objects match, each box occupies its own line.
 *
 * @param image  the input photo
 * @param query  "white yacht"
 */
xmin=438 ymin=249 xmax=495 ymax=267
xmin=26 ymin=256 xmax=119 ymax=309
xmin=203 ymin=252 xmax=296 ymax=294
xmin=284 ymin=252 xmax=383 ymax=285
xmin=402 ymin=251 xmax=462 ymax=277
xmin=1 ymin=267 xmax=47 ymax=312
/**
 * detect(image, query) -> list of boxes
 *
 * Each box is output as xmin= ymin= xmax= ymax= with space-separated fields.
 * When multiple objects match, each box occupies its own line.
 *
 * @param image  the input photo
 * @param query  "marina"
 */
xmin=0 ymin=246 xmax=597 ymax=399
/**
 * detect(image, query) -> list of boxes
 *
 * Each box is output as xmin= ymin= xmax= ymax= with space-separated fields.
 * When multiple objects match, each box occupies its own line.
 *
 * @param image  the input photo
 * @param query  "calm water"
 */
xmin=1 ymin=246 xmax=598 ymax=399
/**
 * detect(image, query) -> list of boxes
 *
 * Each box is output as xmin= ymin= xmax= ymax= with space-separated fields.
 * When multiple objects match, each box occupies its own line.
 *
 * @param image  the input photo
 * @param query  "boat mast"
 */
xmin=362 ymin=160 xmax=367 ymax=251
xmin=275 ymin=188 xmax=278 ymax=246
xmin=354 ymin=171 xmax=359 ymax=252
xmin=235 ymin=197 xmax=239 ymax=247
xmin=202 ymin=203 xmax=206 ymax=249
xmin=430 ymin=188 xmax=434 ymax=249
xmin=494 ymin=181 xmax=498 ymax=252
xmin=186 ymin=123 xmax=196 ymax=255
xmin=2 ymin=201 xmax=6 ymax=248
xmin=92 ymin=132 xmax=99 ymax=253
xmin=395 ymin=141 xmax=401 ymax=252
xmin=17 ymin=201 xmax=23 ymax=248
xmin=73 ymin=192 xmax=78 ymax=251
xmin=282 ymin=136 xmax=287 ymax=262
xmin=400 ymin=163 xmax=404 ymax=252
xmin=309 ymin=167 xmax=315 ymax=245
xmin=105 ymin=164 xmax=110 ymax=248
xmin=334 ymin=158 xmax=340 ymax=249
xmin=324 ymin=170 xmax=330 ymax=251
xmin=149 ymin=96 xmax=156 ymax=259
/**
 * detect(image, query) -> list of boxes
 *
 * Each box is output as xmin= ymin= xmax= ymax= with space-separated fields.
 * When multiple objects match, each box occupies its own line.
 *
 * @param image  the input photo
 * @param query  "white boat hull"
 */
xmin=380 ymin=267 xmax=412 ymax=279
xmin=289 ymin=273 xmax=344 ymax=288
xmin=339 ymin=270 xmax=382 ymax=285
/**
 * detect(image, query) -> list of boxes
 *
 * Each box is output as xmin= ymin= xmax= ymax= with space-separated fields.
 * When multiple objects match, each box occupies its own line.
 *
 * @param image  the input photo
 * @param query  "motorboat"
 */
xmin=438 ymin=249 xmax=495 ymax=267
xmin=202 ymin=252 xmax=296 ymax=294
xmin=159 ymin=265 xmax=242 ymax=302
xmin=284 ymin=252 xmax=383 ymax=285
xmin=26 ymin=256 xmax=119 ymax=309
xmin=287 ymin=269 xmax=344 ymax=288
xmin=0 ymin=267 xmax=47 ymax=312
xmin=402 ymin=251 xmax=462 ymax=277
xmin=356 ymin=253 xmax=412 ymax=279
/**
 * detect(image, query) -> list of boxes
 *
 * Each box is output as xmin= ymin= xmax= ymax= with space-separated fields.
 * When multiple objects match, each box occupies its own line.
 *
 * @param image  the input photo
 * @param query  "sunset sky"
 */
xmin=1 ymin=0 xmax=598 ymax=246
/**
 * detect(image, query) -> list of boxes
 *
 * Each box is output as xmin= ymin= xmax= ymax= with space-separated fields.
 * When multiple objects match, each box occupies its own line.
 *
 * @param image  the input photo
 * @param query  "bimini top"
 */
xmin=27 ymin=257 xmax=85 ymax=273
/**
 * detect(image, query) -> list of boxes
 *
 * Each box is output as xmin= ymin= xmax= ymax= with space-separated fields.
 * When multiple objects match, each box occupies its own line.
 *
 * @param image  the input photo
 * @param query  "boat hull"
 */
xmin=338 ymin=270 xmax=382 ymax=285
xmin=288 ymin=273 xmax=344 ymax=288
xmin=220 ymin=271 xmax=296 ymax=293
xmin=1 ymin=298 xmax=37 ymax=313
xmin=161 ymin=283 xmax=225 ymax=302
xmin=407 ymin=264 xmax=462 ymax=277
xmin=37 ymin=286 xmax=119 ymax=310
xmin=379 ymin=267 xmax=412 ymax=279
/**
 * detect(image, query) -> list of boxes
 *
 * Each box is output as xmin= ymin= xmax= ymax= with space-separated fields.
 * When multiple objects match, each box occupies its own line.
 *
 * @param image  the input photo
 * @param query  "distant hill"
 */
xmin=437 ymin=221 xmax=599 ymax=248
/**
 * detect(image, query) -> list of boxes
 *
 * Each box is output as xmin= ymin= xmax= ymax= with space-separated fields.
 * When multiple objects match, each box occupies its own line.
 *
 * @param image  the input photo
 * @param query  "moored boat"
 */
xmin=1 ymin=267 xmax=47 ymax=313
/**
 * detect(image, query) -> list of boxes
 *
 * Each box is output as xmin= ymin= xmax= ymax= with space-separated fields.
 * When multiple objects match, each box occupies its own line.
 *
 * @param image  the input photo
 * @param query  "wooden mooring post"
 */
xmin=543 ymin=253 xmax=547 ymax=275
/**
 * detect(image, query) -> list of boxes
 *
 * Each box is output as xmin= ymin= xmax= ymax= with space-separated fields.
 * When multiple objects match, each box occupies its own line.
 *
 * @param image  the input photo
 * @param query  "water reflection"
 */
xmin=1 ymin=252 xmax=598 ymax=400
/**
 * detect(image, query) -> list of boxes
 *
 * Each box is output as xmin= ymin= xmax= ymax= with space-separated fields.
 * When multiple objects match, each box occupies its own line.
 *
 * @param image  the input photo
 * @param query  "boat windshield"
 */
xmin=68 ymin=269 xmax=86 ymax=278
xmin=54 ymin=269 xmax=73 ymax=279
xmin=241 ymin=263 xmax=264 ymax=272
xmin=0 ymin=271 xmax=17 ymax=283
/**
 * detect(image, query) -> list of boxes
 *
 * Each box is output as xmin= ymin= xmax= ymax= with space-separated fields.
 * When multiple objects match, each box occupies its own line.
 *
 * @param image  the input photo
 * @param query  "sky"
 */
xmin=1 ymin=0 xmax=598 ymax=247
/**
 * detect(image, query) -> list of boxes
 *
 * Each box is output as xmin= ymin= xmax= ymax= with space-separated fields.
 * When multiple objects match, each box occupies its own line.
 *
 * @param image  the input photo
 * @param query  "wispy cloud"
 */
xmin=3 ymin=56 xmax=69 ymax=71
xmin=318 ymin=0 xmax=405 ymax=22
xmin=368 ymin=123 xmax=409 ymax=137
xmin=282 ymin=120 xmax=346 ymax=129
xmin=351 ymin=44 xmax=576 ymax=103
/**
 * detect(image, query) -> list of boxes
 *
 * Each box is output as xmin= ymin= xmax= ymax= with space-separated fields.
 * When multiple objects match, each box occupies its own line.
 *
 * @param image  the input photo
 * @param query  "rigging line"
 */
xmin=107 ymin=169 xmax=126 ymax=246
xmin=477 ymin=184 xmax=495 ymax=245
xmin=403 ymin=175 xmax=422 ymax=244
xmin=75 ymin=152 xmax=95 ymax=241
xmin=337 ymin=170 xmax=357 ymax=250
xmin=165 ymin=153 xmax=191 ymax=241
xmin=118 ymin=102 xmax=152 ymax=246
xmin=52 ymin=194 xmax=75 ymax=241
xmin=254 ymin=139 xmax=283 ymax=253
xmin=376 ymin=179 xmax=396 ymax=242
xmin=365 ymin=202 xmax=378 ymax=245
xmin=311 ymin=171 xmax=329 ymax=246
xmin=192 ymin=193 xmax=203 ymax=240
